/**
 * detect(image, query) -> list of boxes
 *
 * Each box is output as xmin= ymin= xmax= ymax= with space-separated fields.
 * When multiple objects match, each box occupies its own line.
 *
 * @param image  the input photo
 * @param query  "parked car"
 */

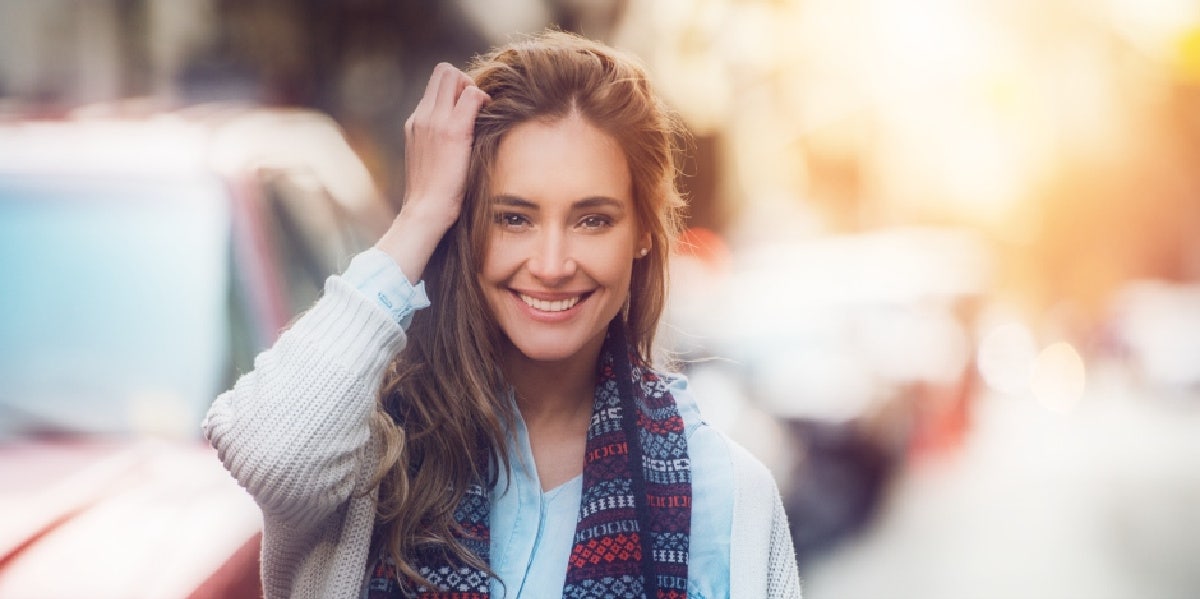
xmin=1107 ymin=280 xmax=1200 ymax=395
xmin=668 ymin=227 xmax=991 ymax=567
xmin=0 ymin=106 xmax=392 ymax=598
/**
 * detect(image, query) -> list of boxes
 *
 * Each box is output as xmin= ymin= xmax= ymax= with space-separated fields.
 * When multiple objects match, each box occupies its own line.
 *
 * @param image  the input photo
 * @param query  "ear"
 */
xmin=636 ymin=232 xmax=651 ymax=258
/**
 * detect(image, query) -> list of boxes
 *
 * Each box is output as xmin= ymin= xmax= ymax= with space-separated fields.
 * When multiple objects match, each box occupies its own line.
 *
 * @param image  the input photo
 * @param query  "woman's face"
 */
xmin=480 ymin=112 xmax=647 ymax=365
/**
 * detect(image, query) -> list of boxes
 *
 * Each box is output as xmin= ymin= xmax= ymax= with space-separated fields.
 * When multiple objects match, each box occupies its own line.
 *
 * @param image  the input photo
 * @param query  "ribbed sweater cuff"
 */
xmin=284 ymin=275 xmax=409 ymax=376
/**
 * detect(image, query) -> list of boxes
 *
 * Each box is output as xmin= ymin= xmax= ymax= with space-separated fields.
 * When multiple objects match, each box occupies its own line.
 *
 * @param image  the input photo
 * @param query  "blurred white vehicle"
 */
xmin=673 ymin=227 xmax=989 ymax=421
xmin=0 ymin=106 xmax=391 ymax=597
xmin=1109 ymin=281 xmax=1200 ymax=394
xmin=668 ymin=226 xmax=992 ymax=565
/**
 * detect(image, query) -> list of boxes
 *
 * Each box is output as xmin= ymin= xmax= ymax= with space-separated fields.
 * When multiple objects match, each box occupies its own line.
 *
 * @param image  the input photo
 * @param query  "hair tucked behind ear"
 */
xmin=369 ymin=29 xmax=688 ymax=586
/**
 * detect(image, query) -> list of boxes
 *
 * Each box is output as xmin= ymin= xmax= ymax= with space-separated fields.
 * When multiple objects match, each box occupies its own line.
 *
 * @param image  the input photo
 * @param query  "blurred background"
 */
xmin=2 ymin=0 xmax=1199 ymax=598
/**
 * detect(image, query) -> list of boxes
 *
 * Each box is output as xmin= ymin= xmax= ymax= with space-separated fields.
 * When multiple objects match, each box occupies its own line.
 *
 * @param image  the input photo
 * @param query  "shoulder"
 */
xmin=661 ymin=372 xmax=709 ymax=440
xmin=727 ymin=436 xmax=778 ymax=490
xmin=661 ymin=371 xmax=738 ymax=513
xmin=661 ymin=371 xmax=734 ymax=487
xmin=663 ymin=373 xmax=770 ymax=478
xmin=663 ymin=372 xmax=777 ymax=483
xmin=665 ymin=372 xmax=778 ymax=519
xmin=662 ymin=373 xmax=801 ymax=597
xmin=723 ymin=432 xmax=798 ymax=597
xmin=658 ymin=372 xmax=763 ymax=479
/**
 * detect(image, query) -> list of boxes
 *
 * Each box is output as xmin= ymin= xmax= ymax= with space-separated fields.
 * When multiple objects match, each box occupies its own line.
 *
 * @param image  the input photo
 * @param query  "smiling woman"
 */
xmin=203 ymin=30 xmax=801 ymax=599
xmin=481 ymin=113 xmax=643 ymax=366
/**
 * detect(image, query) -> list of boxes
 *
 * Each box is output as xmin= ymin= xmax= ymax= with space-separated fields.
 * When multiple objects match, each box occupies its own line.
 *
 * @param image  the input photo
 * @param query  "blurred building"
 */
xmin=622 ymin=0 xmax=1200 ymax=321
xmin=0 ymin=0 xmax=638 ymax=206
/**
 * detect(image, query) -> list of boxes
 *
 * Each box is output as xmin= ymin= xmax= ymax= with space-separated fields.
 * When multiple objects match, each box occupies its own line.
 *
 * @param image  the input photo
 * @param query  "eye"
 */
xmin=493 ymin=212 xmax=531 ymax=230
xmin=578 ymin=214 xmax=614 ymax=230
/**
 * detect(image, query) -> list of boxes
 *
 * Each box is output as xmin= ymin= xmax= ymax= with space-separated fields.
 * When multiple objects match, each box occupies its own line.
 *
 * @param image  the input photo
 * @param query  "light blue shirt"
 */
xmin=345 ymin=248 xmax=733 ymax=598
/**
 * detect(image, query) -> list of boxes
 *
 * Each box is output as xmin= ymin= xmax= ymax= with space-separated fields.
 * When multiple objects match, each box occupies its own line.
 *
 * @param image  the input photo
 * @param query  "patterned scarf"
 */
xmin=367 ymin=320 xmax=692 ymax=598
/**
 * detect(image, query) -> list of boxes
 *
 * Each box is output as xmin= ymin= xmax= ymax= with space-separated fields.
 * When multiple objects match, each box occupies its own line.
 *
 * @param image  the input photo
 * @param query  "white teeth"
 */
xmin=519 ymin=293 xmax=582 ymax=312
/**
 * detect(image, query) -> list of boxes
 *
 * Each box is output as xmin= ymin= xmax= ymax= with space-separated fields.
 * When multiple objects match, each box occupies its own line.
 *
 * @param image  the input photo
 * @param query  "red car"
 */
xmin=0 ymin=107 xmax=391 ymax=598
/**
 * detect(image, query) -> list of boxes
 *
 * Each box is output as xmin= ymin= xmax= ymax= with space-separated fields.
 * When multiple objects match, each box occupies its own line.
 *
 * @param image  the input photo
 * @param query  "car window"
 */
xmin=0 ymin=173 xmax=231 ymax=440
xmin=258 ymin=168 xmax=361 ymax=315
xmin=224 ymin=240 xmax=258 ymax=389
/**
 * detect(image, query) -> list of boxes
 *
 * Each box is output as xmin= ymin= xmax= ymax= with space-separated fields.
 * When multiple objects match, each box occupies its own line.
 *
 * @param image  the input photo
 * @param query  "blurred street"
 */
xmin=3 ymin=1 xmax=1200 ymax=597
xmin=803 ymin=368 xmax=1200 ymax=599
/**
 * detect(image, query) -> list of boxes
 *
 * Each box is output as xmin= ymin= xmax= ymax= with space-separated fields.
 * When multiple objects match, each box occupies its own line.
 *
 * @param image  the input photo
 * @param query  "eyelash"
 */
xmin=578 ymin=214 xmax=614 ymax=229
xmin=494 ymin=212 xmax=531 ymax=229
xmin=492 ymin=213 xmax=615 ymax=230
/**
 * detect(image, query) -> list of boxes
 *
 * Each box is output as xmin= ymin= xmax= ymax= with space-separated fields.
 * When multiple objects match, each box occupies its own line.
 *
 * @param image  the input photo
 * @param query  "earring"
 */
xmin=638 ymin=248 xmax=649 ymax=257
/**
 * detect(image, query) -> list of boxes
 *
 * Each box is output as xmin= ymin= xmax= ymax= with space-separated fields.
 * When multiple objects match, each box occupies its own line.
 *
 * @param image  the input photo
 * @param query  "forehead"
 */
xmin=490 ymin=113 xmax=632 ymax=206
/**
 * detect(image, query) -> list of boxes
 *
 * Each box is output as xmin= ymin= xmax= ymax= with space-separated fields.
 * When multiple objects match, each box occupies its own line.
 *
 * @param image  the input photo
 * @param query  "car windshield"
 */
xmin=0 ymin=173 xmax=230 ymax=441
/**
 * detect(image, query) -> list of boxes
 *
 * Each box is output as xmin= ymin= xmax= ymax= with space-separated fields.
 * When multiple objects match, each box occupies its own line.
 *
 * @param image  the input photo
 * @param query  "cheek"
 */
xmin=586 ymin=235 xmax=637 ymax=283
xmin=481 ymin=237 xmax=517 ymax=282
xmin=598 ymin=251 xmax=636 ymax=289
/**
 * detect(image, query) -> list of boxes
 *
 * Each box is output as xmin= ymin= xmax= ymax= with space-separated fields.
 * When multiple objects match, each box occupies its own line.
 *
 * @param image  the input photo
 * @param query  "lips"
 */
xmin=515 ymin=291 xmax=593 ymax=313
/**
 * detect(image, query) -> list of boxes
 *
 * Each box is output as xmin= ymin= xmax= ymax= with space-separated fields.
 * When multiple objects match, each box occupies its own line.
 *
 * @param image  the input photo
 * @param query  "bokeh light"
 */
xmin=1030 ymin=341 xmax=1087 ymax=413
xmin=977 ymin=322 xmax=1038 ymax=396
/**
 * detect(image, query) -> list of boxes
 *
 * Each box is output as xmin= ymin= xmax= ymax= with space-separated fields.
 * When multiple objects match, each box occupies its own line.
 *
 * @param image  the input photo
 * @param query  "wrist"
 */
xmin=398 ymin=195 xmax=460 ymax=231
xmin=375 ymin=204 xmax=453 ymax=282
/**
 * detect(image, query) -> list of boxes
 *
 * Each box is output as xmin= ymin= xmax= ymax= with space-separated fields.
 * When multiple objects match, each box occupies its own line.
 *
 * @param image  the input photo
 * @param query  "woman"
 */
xmin=204 ymin=31 xmax=800 ymax=599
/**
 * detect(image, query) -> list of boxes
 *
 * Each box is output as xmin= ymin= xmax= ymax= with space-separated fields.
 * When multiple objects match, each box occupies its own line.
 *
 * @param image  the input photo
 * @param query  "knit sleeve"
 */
xmin=766 ymin=485 xmax=803 ymax=598
xmin=727 ymin=438 xmax=803 ymax=599
xmin=201 ymin=273 xmax=409 ymax=528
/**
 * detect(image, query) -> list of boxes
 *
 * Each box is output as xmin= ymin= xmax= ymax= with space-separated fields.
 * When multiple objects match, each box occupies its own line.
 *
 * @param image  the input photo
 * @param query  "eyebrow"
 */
xmin=491 ymin=195 xmax=625 ymax=211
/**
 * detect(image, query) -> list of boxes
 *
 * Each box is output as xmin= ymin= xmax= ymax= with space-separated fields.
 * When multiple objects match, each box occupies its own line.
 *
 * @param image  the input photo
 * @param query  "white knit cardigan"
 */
xmin=203 ymin=275 xmax=802 ymax=599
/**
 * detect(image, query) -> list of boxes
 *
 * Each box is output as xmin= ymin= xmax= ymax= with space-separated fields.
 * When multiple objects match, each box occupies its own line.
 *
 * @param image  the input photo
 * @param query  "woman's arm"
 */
xmin=202 ymin=271 xmax=411 ymax=525
xmin=376 ymin=62 xmax=489 ymax=281
xmin=202 ymin=63 xmax=488 ymax=528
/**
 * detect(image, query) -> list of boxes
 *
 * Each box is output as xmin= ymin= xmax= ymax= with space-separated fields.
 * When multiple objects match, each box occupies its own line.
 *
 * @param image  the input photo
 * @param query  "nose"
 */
xmin=527 ymin=228 xmax=576 ymax=285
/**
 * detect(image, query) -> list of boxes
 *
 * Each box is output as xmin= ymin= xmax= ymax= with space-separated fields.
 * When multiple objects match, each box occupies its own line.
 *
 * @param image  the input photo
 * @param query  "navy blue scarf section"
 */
xmin=368 ymin=320 xmax=692 ymax=598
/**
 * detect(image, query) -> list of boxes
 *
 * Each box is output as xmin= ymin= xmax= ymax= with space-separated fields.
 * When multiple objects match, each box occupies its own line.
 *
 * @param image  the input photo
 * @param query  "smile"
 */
xmin=517 ymin=292 xmax=590 ymax=313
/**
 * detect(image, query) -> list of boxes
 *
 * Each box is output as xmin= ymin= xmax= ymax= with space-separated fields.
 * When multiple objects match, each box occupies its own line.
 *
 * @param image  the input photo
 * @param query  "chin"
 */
xmin=508 ymin=338 xmax=585 ymax=364
xmin=513 ymin=346 xmax=575 ymax=363
xmin=504 ymin=326 xmax=608 ymax=365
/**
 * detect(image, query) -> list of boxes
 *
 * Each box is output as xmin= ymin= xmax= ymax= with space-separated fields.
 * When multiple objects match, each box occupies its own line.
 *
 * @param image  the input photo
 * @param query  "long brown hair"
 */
xmin=369 ymin=30 xmax=688 ymax=585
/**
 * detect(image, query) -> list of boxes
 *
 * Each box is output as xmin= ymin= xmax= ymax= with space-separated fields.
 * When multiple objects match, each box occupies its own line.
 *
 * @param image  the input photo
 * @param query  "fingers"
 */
xmin=408 ymin=63 xmax=448 ymax=129
xmin=423 ymin=63 xmax=447 ymax=100
xmin=453 ymin=70 xmax=470 ymax=103
xmin=451 ymin=85 xmax=490 ymax=127
xmin=433 ymin=64 xmax=460 ymax=118
xmin=433 ymin=66 xmax=484 ymax=125
xmin=407 ymin=63 xmax=487 ymax=138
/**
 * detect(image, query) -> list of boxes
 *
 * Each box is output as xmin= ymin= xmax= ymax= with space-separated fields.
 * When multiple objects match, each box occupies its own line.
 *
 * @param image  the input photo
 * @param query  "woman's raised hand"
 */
xmin=377 ymin=63 xmax=489 ymax=282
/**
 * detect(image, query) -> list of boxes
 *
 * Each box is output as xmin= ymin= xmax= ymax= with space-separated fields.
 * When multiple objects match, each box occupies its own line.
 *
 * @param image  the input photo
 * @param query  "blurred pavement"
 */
xmin=802 ymin=367 xmax=1200 ymax=599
